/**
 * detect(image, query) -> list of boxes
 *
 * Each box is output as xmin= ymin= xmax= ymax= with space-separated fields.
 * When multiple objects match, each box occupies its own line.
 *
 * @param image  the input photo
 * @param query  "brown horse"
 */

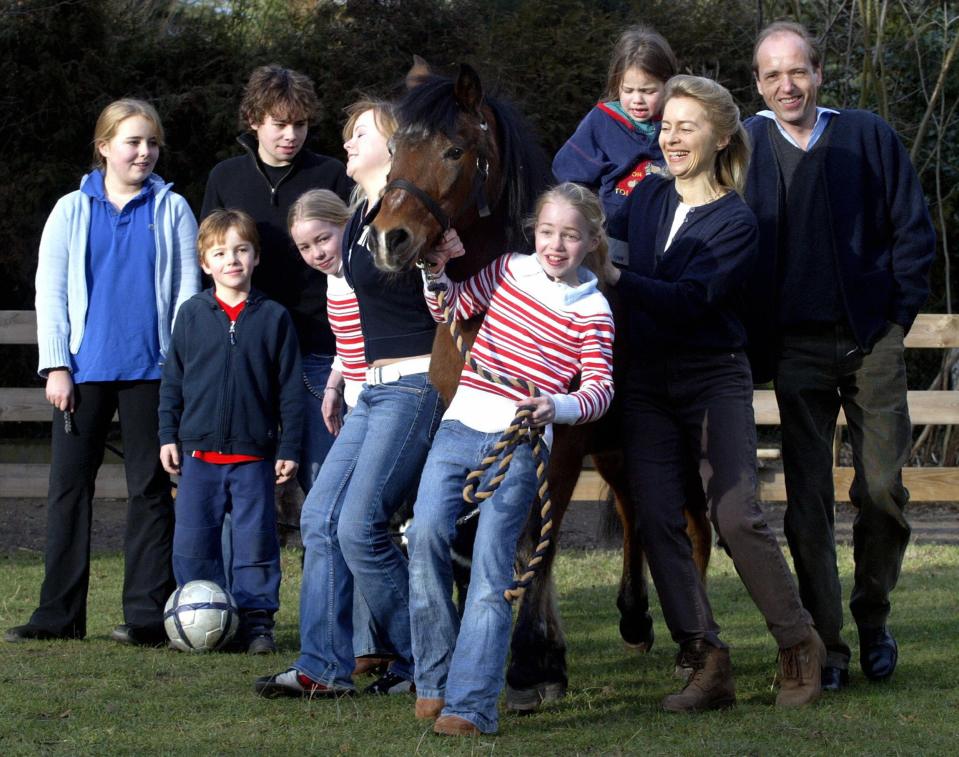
xmin=367 ymin=64 xmax=711 ymax=711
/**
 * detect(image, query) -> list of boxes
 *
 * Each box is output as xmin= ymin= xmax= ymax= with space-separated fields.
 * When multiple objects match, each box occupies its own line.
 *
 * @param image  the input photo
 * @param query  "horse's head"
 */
xmin=369 ymin=64 xmax=502 ymax=273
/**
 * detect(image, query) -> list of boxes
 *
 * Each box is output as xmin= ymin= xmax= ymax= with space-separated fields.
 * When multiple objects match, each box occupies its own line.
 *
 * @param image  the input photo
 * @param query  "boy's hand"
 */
xmin=275 ymin=459 xmax=298 ymax=485
xmin=160 ymin=443 xmax=181 ymax=475
xmin=46 ymin=368 xmax=74 ymax=412
xmin=514 ymin=396 xmax=555 ymax=427
xmin=422 ymin=229 xmax=465 ymax=275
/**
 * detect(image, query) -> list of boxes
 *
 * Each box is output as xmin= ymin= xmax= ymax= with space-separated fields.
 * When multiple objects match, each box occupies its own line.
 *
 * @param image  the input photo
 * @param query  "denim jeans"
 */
xmin=776 ymin=322 xmax=911 ymax=668
xmin=623 ymin=352 xmax=812 ymax=651
xmin=173 ymin=457 xmax=279 ymax=630
xmin=298 ymin=353 xmax=338 ymax=493
xmin=409 ymin=420 xmax=537 ymax=734
xmin=292 ymin=373 xmax=442 ymax=688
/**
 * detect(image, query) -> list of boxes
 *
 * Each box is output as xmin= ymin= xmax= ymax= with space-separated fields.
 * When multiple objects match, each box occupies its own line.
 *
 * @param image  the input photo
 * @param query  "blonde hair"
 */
xmin=197 ymin=209 xmax=260 ymax=265
xmin=92 ymin=99 xmax=164 ymax=170
xmin=342 ymin=97 xmax=397 ymax=207
xmin=529 ymin=182 xmax=609 ymax=285
xmin=605 ymin=26 xmax=678 ymax=100
xmin=288 ymin=189 xmax=351 ymax=232
xmin=663 ymin=75 xmax=751 ymax=196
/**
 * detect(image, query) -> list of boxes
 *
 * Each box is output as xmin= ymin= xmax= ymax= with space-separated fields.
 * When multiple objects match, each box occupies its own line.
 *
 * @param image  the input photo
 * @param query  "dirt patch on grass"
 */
xmin=2 ymin=497 xmax=957 ymax=555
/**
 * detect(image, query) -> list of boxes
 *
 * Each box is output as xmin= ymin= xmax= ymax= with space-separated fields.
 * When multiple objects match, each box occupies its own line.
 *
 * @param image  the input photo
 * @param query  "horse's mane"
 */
xmin=396 ymin=75 xmax=552 ymax=252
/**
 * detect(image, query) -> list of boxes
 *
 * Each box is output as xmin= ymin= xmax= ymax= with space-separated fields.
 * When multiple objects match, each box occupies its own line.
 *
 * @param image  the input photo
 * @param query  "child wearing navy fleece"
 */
xmin=159 ymin=209 xmax=303 ymax=655
xmin=553 ymin=26 xmax=678 ymax=222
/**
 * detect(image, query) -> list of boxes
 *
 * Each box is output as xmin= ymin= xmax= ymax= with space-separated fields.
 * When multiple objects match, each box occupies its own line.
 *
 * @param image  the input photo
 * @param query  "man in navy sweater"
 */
xmin=744 ymin=22 xmax=936 ymax=691
xmin=201 ymin=65 xmax=351 ymax=495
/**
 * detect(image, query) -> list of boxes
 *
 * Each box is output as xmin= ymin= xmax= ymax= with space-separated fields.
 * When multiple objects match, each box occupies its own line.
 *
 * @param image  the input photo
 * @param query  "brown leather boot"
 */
xmin=415 ymin=697 xmax=444 ymax=719
xmin=662 ymin=640 xmax=736 ymax=713
xmin=776 ymin=627 xmax=826 ymax=707
xmin=433 ymin=715 xmax=480 ymax=736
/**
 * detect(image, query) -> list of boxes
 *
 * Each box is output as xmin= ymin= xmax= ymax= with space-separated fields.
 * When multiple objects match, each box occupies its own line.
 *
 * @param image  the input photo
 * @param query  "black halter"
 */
xmin=362 ymin=153 xmax=491 ymax=233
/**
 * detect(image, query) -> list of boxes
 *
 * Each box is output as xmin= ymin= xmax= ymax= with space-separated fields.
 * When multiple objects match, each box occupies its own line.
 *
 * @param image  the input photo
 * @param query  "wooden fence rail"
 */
xmin=3 ymin=311 xmax=958 ymax=501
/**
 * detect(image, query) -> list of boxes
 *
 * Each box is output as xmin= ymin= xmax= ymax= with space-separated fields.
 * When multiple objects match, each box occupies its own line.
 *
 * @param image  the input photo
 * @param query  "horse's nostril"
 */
xmin=386 ymin=228 xmax=409 ymax=254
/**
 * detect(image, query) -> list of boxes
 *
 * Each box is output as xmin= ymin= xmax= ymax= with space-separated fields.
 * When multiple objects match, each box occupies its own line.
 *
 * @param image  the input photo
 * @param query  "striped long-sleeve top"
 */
xmin=326 ymin=273 xmax=367 ymax=408
xmin=424 ymin=252 xmax=614 ymax=434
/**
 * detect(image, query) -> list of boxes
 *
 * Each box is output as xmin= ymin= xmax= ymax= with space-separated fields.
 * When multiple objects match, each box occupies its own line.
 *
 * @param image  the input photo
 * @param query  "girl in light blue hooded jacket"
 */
xmin=5 ymin=99 xmax=201 ymax=647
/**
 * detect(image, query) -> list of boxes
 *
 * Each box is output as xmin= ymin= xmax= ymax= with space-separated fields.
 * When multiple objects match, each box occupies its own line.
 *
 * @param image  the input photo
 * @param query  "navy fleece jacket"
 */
xmin=743 ymin=110 xmax=936 ymax=381
xmin=609 ymin=175 xmax=757 ymax=355
xmin=159 ymin=289 xmax=304 ymax=461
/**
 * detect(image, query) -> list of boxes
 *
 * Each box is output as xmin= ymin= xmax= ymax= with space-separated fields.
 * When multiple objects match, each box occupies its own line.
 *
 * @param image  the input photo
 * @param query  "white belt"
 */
xmin=365 ymin=356 xmax=432 ymax=386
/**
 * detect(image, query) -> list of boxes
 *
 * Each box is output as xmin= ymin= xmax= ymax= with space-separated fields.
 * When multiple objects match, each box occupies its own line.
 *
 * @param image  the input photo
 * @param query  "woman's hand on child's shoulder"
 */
xmin=422 ymin=229 xmax=465 ymax=276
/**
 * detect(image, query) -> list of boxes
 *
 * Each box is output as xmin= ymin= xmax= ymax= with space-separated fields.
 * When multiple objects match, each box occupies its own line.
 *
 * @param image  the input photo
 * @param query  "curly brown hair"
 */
xmin=239 ymin=64 xmax=319 ymax=129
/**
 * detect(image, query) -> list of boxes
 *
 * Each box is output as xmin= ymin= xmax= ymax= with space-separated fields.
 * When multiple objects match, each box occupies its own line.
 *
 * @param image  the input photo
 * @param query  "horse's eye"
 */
xmin=444 ymin=147 xmax=464 ymax=160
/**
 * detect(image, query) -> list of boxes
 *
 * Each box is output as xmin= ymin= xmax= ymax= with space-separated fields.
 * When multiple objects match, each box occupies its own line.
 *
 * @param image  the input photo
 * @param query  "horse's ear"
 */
xmin=453 ymin=63 xmax=484 ymax=114
xmin=406 ymin=55 xmax=432 ymax=90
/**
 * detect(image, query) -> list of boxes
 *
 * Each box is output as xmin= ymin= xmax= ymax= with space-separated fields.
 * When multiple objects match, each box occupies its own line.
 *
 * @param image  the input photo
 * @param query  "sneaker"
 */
xmin=364 ymin=671 xmax=414 ymax=695
xmin=247 ymin=634 xmax=277 ymax=655
xmin=776 ymin=627 xmax=826 ymax=707
xmin=254 ymin=668 xmax=354 ymax=699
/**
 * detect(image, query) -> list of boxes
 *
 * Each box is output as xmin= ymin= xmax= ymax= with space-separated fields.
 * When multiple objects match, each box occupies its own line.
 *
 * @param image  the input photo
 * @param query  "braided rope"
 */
xmin=426 ymin=272 xmax=554 ymax=603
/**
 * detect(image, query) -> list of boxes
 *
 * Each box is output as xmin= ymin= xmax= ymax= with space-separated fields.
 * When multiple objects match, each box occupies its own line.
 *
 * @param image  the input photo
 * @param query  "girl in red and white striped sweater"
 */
xmin=288 ymin=189 xmax=368 ymax=434
xmin=408 ymin=183 xmax=615 ymax=736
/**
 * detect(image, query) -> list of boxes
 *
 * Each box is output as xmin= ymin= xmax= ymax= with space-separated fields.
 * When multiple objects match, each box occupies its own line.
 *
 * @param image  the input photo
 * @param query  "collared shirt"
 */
xmin=756 ymin=106 xmax=839 ymax=151
xmin=73 ymin=170 xmax=160 ymax=382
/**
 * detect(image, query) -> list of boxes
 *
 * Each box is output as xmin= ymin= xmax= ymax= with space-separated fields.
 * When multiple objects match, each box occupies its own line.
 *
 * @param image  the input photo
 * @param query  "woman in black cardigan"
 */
xmin=606 ymin=75 xmax=822 ymax=712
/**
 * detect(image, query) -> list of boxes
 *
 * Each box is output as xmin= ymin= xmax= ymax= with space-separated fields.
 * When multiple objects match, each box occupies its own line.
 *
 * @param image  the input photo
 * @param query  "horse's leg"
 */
xmin=504 ymin=426 xmax=585 ymax=713
xmin=593 ymin=450 xmax=656 ymax=652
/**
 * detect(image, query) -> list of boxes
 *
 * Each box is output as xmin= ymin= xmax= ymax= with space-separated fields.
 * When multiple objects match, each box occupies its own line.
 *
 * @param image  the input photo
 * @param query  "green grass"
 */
xmin=1 ymin=544 xmax=957 ymax=755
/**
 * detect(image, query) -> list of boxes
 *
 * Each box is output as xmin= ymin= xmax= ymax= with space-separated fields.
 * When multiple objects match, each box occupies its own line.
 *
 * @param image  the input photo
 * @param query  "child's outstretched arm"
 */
xmin=421 ymin=230 xmax=512 ymax=322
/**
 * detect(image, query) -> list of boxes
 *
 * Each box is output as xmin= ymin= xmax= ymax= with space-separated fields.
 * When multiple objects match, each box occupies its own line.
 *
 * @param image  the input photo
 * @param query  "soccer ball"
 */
xmin=163 ymin=580 xmax=239 ymax=653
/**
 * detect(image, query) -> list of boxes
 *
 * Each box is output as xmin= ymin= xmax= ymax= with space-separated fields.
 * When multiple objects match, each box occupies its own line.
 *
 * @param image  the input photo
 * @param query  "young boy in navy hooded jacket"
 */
xmin=159 ymin=209 xmax=303 ymax=654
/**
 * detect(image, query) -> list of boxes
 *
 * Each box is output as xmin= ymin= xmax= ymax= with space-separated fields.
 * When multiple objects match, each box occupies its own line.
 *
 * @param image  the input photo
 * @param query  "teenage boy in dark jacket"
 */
xmin=744 ymin=22 xmax=936 ymax=691
xmin=159 ymin=210 xmax=303 ymax=655
xmin=201 ymin=64 xmax=350 ymax=494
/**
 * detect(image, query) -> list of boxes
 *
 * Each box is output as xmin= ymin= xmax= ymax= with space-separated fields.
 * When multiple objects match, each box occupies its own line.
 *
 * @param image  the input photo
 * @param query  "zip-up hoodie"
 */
xmin=200 ymin=134 xmax=351 ymax=356
xmin=158 ymin=288 xmax=304 ymax=461
xmin=34 ymin=172 xmax=200 ymax=376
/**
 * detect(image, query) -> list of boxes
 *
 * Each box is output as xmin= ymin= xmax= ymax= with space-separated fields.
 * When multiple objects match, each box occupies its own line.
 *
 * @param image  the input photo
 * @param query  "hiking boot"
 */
xmin=776 ymin=627 xmax=826 ymax=707
xmin=415 ymin=697 xmax=444 ymax=719
xmin=254 ymin=668 xmax=354 ymax=699
xmin=434 ymin=715 xmax=480 ymax=736
xmin=662 ymin=640 xmax=736 ymax=713
xmin=364 ymin=671 xmax=414 ymax=695
xmin=674 ymin=645 xmax=695 ymax=682
xmin=247 ymin=634 xmax=277 ymax=655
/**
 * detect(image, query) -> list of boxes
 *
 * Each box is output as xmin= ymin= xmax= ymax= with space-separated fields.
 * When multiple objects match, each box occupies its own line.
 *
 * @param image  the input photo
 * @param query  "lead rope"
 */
xmin=420 ymin=261 xmax=553 ymax=602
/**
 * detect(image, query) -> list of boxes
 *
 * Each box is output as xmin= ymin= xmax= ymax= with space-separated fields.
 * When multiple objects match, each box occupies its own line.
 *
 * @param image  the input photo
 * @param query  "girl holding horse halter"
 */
xmin=409 ymin=182 xmax=615 ymax=736
xmin=256 ymin=98 xmax=443 ymax=699
xmin=606 ymin=75 xmax=824 ymax=711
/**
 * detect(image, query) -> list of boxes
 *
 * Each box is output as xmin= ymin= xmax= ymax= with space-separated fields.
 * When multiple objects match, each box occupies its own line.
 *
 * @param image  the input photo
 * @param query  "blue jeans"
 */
xmin=173 ymin=456 xmax=279 ymax=635
xmin=298 ymin=353 xmax=338 ymax=493
xmin=293 ymin=373 xmax=442 ymax=687
xmin=409 ymin=420 xmax=537 ymax=734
